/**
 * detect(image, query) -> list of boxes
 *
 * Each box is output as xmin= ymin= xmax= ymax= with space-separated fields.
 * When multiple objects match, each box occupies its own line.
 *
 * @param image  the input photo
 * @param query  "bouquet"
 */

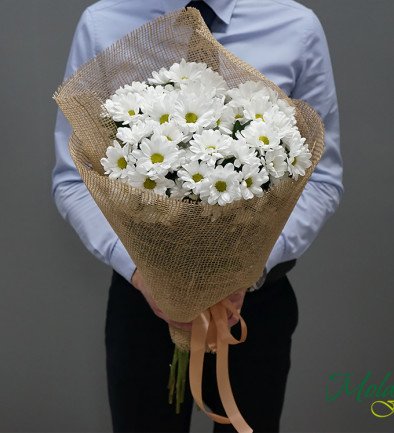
xmin=54 ymin=8 xmax=324 ymax=433
xmin=100 ymin=60 xmax=312 ymax=205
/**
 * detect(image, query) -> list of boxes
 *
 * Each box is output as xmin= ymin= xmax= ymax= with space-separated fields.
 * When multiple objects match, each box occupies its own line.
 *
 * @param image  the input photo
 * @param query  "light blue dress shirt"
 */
xmin=53 ymin=0 xmax=343 ymax=283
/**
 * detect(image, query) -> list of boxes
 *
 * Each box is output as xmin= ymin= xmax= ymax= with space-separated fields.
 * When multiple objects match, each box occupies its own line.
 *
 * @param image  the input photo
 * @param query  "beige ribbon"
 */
xmin=189 ymin=299 xmax=253 ymax=433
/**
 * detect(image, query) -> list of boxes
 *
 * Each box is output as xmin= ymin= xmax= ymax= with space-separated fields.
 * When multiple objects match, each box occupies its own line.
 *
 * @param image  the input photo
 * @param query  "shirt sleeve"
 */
xmin=265 ymin=10 xmax=344 ymax=272
xmin=52 ymin=9 xmax=136 ymax=282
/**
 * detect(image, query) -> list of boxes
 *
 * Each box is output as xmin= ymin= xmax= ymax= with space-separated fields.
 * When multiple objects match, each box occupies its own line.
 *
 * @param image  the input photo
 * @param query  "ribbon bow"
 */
xmin=189 ymin=299 xmax=253 ymax=433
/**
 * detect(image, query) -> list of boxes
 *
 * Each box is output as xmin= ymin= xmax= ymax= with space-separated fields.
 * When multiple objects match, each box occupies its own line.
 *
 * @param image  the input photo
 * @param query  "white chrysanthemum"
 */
xmin=168 ymin=59 xmax=207 ymax=85
xmin=196 ymin=68 xmax=228 ymax=97
xmin=132 ymin=135 xmax=180 ymax=176
xmin=241 ymin=120 xmax=280 ymax=152
xmin=227 ymin=81 xmax=270 ymax=106
xmin=199 ymin=163 xmax=241 ymax=206
xmin=239 ymin=164 xmax=269 ymax=199
xmin=127 ymin=171 xmax=174 ymax=195
xmin=116 ymin=120 xmax=155 ymax=146
xmin=104 ymin=92 xmax=144 ymax=125
xmin=148 ymin=67 xmax=173 ymax=86
xmin=205 ymin=97 xmax=226 ymax=131
xmin=142 ymin=91 xmax=178 ymax=124
xmin=243 ymin=95 xmax=273 ymax=122
xmin=100 ymin=141 xmax=134 ymax=180
xmin=287 ymin=146 xmax=312 ymax=180
xmin=115 ymin=82 xmax=148 ymax=95
xmin=281 ymin=129 xmax=307 ymax=152
xmin=178 ymin=161 xmax=213 ymax=194
xmin=227 ymin=137 xmax=261 ymax=168
xmin=168 ymin=178 xmax=189 ymax=199
xmin=173 ymin=92 xmax=215 ymax=133
xmin=143 ymin=85 xmax=171 ymax=102
xmin=153 ymin=121 xmax=185 ymax=145
xmin=277 ymin=98 xmax=296 ymax=119
xmin=263 ymin=147 xmax=288 ymax=179
xmin=189 ymin=129 xmax=232 ymax=167
xmin=215 ymin=105 xmax=244 ymax=135
xmin=264 ymin=107 xmax=295 ymax=137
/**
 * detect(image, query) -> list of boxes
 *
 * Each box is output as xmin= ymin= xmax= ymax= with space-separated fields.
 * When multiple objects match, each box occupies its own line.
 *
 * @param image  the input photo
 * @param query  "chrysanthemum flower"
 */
xmin=144 ymin=84 xmax=171 ymax=99
xmin=277 ymin=98 xmax=296 ymax=119
xmin=215 ymin=105 xmax=244 ymax=135
xmin=100 ymin=141 xmax=134 ymax=180
xmin=178 ymin=161 xmax=212 ymax=195
xmin=227 ymin=81 xmax=270 ymax=106
xmin=281 ymin=130 xmax=306 ymax=152
xmin=199 ymin=163 xmax=241 ymax=206
xmin=132 ymin=135 xmax=180 ymax=176
xmin=263 ymin=147 xmax=288 ymax=179
xmin=148 ymin=67 xmax=173 ymax=86
xmin=287 ymin=147 xmax=312 ymax=180
xmin=227 ymin=137 xmax=260 ymax=168
xmin=263 ymin=107 xmax=295 ymax=138
xmin=197 ymin=68 xmax=228 ymax=97
xmin=173 ymin=92 xmax=215 ymax=133
xmin=142 ymin=92 xmax=178 ymax=125
xmin=115 ymin=82 xmax=148 ymax=96
xmin=189 ymin=130 xmax=232 ymax=167
xmin=116 ymin=120 xmax=155 ymax=147
xmin=239 ymin=164 xmax=269 ymax=199
xmin=127 ymin=171 xmax=174 ymax=195
xmin=104 ymin=92 xmax=144 ymax=125
xmin=243 ymin=95 xmax=273 ymax=122
xmin=168 ymin=58 xmax=207 ymax=85
xmin=153 ymin=121 xmax=185 ymax=145
xmin=241 ymin=120 xmax=280 ymax=152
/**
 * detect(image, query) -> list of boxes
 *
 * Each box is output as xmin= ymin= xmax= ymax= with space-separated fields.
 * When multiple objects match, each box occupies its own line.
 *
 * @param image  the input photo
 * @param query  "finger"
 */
xmin=168 ymin=320 xmax=193 ymax=331
xmin=228 ymin=316 xmax=240 ymax=327
xmin=227 ymin=292 xmax=246 ymax=304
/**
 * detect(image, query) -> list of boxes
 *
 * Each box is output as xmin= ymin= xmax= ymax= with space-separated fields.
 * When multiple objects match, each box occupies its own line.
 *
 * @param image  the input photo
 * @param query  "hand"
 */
xmin=131 ymin=269 xmax=247 ymax=330
xmin=225 ymin=288 xmax=248 ymax=327
xmin=131 ymin=269 xmax=192 ymax=331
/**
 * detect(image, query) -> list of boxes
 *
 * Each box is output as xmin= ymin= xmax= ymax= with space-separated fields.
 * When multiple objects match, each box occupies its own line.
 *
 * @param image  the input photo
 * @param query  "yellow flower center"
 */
xmin=245 ymin=177 xmax=253 ymax=188
xmin=207 ymin=145 xmax=216 ymax=150
xmin=160 ymin=114 xmax=169 ymax=124
xmin=291 ymin=157 xmax=297 ymax=166
xmin=235 ymin=114 xmax=243 ymax=119
xmin=215 ymin=180 xmax=227 ymax=193
xmin=192 ymin=173 xmax=204 ymax=182
xmin=143 ymin=178 xmax=157 ymax=190
xmin=117 ymin=157 xmax=127 ymax=169
xmin=165 ymin=136 xmax=173 ymax=141
xmin=255 ymin=113 xmax=264 ymax=121
xmin=128 ymin=109 xmax=136 ymax=117
xmin=259 ymin=136 xmax=270 ymax=145
xmin=151 ymin=153 xmax=164 ymax=164
xmin=216 ymin=119 xmax=221 ymax=126
xmin=185 ymin=112 xmax=198 ymax=123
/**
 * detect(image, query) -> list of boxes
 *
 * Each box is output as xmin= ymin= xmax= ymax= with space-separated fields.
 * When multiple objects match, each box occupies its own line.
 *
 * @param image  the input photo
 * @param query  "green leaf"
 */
xmin=232 ymin=119 xmax=252 ymax=139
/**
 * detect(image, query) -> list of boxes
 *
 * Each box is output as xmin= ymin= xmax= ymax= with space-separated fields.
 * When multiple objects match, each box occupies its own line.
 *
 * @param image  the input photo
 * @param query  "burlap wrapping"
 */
xmin=54 ymin=8 xmax=324 ymax=351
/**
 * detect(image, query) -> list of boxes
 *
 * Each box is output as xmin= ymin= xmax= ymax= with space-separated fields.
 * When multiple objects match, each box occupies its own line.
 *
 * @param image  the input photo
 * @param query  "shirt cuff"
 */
xmin=265 ymin=234 xmax=286 ymax=273
xmin=109 ymin=238 xmax=136 ymax=282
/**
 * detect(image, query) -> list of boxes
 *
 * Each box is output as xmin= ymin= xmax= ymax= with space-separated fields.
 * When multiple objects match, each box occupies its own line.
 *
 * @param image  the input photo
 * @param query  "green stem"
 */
xmin=168 ymin=347 xmax=178 ymax=404
xmin=168 ymin=346 xmax=190 ymax=414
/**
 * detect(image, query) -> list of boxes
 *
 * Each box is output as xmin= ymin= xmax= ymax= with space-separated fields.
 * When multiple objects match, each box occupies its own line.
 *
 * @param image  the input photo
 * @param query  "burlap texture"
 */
xmin=54 ymin=8 xmax=324 ymax=350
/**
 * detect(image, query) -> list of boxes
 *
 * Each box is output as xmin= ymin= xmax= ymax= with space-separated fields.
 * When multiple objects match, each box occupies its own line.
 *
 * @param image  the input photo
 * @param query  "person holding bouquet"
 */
xmin=52 ymin=1 xmax=343 ymax=432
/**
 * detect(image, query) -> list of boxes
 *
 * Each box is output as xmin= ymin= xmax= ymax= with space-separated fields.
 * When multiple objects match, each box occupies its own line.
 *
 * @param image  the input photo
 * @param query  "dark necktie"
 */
xmin=185 ymin=1 xmax=217 ymax=30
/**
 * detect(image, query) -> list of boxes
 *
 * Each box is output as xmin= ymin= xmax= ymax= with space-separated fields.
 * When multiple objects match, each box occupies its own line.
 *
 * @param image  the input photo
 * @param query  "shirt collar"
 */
xmin=160 ymin=0 xmax=237 ymax=25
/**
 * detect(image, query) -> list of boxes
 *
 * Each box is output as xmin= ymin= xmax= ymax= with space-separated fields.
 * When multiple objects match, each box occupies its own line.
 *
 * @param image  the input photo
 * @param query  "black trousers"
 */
xmin=105 ymin=271 xmax=298 ymax=433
